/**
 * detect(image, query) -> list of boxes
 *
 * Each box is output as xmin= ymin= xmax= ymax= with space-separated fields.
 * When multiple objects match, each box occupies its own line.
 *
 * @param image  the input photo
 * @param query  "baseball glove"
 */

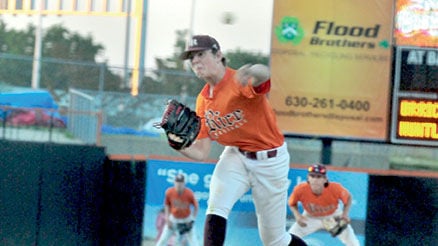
xmin=176 ymin=220 xmax=194 ymax=235
xmin=322 ymin=216 xmax=348 ymax=237
xmin=155 ymin=99 xmax=201 ymax=150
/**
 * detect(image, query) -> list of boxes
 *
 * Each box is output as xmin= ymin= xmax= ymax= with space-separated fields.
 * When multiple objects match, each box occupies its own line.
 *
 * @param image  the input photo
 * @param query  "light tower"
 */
xmin=0 ymin=0 xmax=148 ymax=96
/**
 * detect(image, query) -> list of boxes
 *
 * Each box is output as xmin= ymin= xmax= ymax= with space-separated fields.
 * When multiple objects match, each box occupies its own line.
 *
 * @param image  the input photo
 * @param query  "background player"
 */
xmin=288 ymin=164 xmax=360 ymax=246
xmin=156 ymin=174 xmax=199 ymax=246
xmin=174 ymin=34 xmax=306 ymax=246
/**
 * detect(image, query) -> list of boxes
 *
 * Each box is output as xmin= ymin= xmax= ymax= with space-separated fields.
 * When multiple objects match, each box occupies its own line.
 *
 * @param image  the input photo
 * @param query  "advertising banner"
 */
xmin=270 ymin=0 xmax=394 ymax=140
xmin=143 ymin=159 xmax=261 ymax=245
xmin=142 ymin=159 xmax=368 ymax=245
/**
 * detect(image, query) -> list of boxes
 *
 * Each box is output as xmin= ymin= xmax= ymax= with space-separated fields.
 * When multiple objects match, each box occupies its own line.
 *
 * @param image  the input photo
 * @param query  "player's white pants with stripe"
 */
xmin=206 ymin=142 xmax=292 ymax=246
xmin=288 ymin=210 xmax=360 ymax=246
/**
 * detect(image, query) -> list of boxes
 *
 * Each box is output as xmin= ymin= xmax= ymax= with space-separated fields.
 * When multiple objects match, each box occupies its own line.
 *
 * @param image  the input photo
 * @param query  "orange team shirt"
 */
xmin=288 ymin=182 xmax=350 ymax=217
xmin=165 ymin=187 xmax=199 ymax=219
xmin=195 ymin=67 xmax=284 ymax=151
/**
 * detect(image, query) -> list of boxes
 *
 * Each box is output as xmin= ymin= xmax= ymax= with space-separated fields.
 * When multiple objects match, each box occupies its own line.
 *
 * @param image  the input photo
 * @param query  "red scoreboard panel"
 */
xmin=390 ymin=46 xmax=438 ymax=146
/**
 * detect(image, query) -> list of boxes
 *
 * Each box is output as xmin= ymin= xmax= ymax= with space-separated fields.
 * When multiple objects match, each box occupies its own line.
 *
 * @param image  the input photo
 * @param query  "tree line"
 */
xmin=0 ymin=19 xmax=269 ymax=97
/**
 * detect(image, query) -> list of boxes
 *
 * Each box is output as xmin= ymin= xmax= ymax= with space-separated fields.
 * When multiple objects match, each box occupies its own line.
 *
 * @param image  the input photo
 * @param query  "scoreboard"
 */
xmin=390 ymin=46 xmax=438 ymax=146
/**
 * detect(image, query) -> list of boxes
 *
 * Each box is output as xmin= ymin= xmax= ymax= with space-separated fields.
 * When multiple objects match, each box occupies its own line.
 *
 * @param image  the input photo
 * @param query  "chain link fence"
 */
xmin=0 ymin=53 xmax=196 ymax=145
xmin=1 ymin=53 xmax=437 ymax=171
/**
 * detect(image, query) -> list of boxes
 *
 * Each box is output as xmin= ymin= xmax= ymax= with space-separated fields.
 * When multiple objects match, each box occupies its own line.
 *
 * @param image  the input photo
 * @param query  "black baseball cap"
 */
xmin=308 ymin=164 xmax=327 ymax=175
xmin=175 ymin=174 xmax=185 ymax=182
xmin=180 ymin=35 xmax=221 ymax=60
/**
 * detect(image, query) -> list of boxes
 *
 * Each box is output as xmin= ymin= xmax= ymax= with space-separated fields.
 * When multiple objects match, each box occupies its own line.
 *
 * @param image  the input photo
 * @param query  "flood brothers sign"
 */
xmin=270 ymin=0 xmax=393 ymax=141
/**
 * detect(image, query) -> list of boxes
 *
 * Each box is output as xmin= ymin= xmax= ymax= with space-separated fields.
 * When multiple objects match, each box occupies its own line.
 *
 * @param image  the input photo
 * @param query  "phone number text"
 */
xmin=285 ymin=96 xmax=371 ymax=111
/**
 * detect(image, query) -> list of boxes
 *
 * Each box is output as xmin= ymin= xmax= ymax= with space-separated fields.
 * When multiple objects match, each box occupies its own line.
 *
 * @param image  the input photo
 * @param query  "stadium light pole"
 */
xmin=31 ymin=0 xmax=43 ymax=89
xmin=130 ymin=0 xmax=148 ymax=96
xmin=123 ymin=0 xmax=132 ymax=88
xmin=189 ymin=0 xmax=197 ymax=41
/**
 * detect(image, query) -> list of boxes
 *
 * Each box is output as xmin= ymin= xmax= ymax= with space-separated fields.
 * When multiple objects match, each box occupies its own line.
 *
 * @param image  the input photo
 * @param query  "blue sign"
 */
xmin=145 ymin=159 xmax=256 ymax=211
xmin=143 ymin=159 xmax=369 ymax=246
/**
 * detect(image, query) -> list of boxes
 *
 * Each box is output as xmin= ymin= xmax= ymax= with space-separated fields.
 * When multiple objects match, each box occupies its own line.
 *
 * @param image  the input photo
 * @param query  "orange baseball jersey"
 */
xmin=288 ymin=182 xmax=350 ymax=217
xmin=164 ymin=187 xmax=199 ymax=219
xmin=195 ymin=67 xmax=284 ymax=151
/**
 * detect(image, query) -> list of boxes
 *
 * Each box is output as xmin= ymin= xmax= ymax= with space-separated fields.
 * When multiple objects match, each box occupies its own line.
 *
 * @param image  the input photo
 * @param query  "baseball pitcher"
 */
xmin=157 ymin=35 xmax=307 ymax=246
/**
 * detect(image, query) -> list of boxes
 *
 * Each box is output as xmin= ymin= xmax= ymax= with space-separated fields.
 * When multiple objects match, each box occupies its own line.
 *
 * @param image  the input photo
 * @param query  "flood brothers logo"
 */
xmin=274 ymin=16 xmax=305 ymax=45
xmin=275 ymin=16 xmax=390 ymax=49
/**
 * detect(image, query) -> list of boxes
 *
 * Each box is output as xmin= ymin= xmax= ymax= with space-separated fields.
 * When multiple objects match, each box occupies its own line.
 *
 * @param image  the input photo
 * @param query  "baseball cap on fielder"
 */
xmin=308 ymin=164 xmax=327 ymax=175
xmin=180 ymin=35 xmax=221 ymax=60
xmin=175 ymin=174 xmax=185 ymax=182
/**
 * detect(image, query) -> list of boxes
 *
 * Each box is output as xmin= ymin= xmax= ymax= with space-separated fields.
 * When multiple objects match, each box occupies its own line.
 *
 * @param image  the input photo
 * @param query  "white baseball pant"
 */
xmin=206 ymin=142 xmax=292 ymax=246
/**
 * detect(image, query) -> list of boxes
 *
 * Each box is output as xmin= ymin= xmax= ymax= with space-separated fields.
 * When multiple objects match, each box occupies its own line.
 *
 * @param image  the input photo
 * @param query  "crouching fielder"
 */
xmin=156 ymin=174 xmax=199 ymax=246
xmin=288 ymin=164 xmax=360 ymax=246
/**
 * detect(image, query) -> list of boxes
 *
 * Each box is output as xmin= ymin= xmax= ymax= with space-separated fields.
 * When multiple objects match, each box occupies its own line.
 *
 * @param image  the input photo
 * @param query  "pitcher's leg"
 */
xmin=203 ymin=214 xmax=227 ymax=246
xmin=204 ymin=147 xmax=250 ymax=245
xmin=250 ymin=144 xmax=302 ymax=245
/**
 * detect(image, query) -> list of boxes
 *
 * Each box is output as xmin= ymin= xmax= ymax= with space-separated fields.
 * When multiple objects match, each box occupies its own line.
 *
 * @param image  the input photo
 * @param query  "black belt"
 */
xmin=238 ymin=148 xmax=278 ymax=160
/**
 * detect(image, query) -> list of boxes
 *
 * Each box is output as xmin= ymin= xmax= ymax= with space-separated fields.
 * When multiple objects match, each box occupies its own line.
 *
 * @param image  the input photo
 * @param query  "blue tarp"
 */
xmin=0 ymin=89 xmax=161 ymax=135
xmin=0 ymin=90 xmax=59 ymax=109
xmin=0 ymin=89 xmax=65 ymax=127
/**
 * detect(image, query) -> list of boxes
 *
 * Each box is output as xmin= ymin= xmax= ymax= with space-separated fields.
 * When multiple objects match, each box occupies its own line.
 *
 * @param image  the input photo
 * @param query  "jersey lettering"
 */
xmin=205 ymin=109 xmax=248 ymax=139
xmin=172 ymin=198 xmax=191 ymax=210
xmin=306 ymin=203 xmax=337 ymax=215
